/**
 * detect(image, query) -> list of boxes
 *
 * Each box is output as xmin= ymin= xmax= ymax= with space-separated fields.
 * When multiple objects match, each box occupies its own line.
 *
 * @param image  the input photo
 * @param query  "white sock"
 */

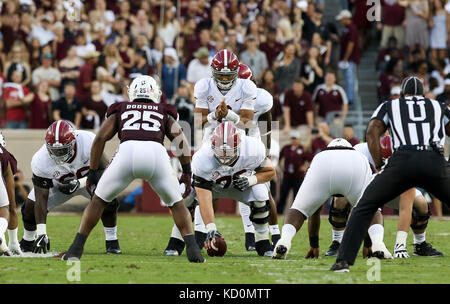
xmin=269 ymin=224 xmax=280 ymax=236
xmin=8 ymin=227 xmax=19 ymax=245
xmin=194 ymin=205 xmax=206 ymax=233
xmin=0 ymin=217 xmax=7 ymax=235
xmin=239 ymin=202 xmax=255 ymax=233
xmin=171 ymin=224 xmax=184 ymax=241
xmin=332 ymin=229 xmax=344 ymax=243
xmin=254 ymin=223 xmax=269 ymax=242
xmin=395 ymin=231 xmax=408 ymax=246
xmin=280 ymin=224 xmax=297 ymax=243
xmin=368 ymin=224 xmax=384 ymax=244
xmin=104 ymin=226 xmax=118 ymax=241
xmin=23 ymin=229 xmax=36 ymax=241
xmin=414 ymin=232 xmax=426 ymax=244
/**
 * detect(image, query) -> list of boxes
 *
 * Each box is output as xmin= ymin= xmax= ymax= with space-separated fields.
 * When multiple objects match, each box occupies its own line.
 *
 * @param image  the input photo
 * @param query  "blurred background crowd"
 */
xmin=0 ymin=0 xmax=449 ymax=214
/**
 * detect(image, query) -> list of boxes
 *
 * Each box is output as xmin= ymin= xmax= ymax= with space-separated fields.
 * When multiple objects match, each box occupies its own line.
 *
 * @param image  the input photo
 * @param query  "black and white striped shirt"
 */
xmin=371 ymin=96 xmax=450 ymax=150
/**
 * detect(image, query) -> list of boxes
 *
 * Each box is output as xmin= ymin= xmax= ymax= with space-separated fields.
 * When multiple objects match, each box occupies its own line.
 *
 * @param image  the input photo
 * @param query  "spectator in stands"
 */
xmin=310 ymin=121 xmax=334 ymax=155
xmin=173 ymin=85 xmax=195 ymax=145
xmin=92 ymin=23 xmax=107 ymax=53
xmin=277 ymin=130 xmax=311 ymax=214
xmin=300 ymin=45 xmax=324 ymax=94
xmin=31 ymin=53 xmax=61 ymax=102
xmin=158 ymin=6 xmax=180 ymax=47
xmin=380 ymin=0 xmax=407 ymax=49
xmin=108 ymin=17 xmax=127 ymax=45
xmin=75 ymin=50 xmax=100 ymax=102
xmin=312 ymin=70 xmax=348 ymax=121
xmin=14 ymin=169 xmax=30 ymax=208
xmin=429 ymin=0 xmax=448 ymax=66
xmin=336 ymin=9 xmax=360 ymax=105
xmin=225 ymin=28 xmax=244 ymax=57
xmin=59 ymin=46 xmax=82 ymax=91
xmin=378 ymin=58 xmax=405 ymax=102
xmin=28 ymin=37 xmax=42 ymax=71
xmin=0 ymin=34 xmax=5 ymax=74
xmin=150 ymin=36 xmax=165 ymax=75
xmin=274 ymin=43 xmax=301 ymax=94
xmin=31 ymin=14 xmax=55 ymax=47
xmin=437 ymin=78 xmax=450 ymax=105
xmin=4 ymin=41 xmax=31 ymax=86
xmin=52 ymin=21 xmax=70 ymax=62
xmin=53 ymin=82 xmax=82 ymax=129
xmin=131 ymin=9 xmax=154 ymax=41
xmin=130 ymin=50 xmax=151 ymax=78
xmin=29 ymin=81 xmax=52 ymax=129
xmin=352 ymin=0 xmax=373 ymax=52
xmin=161 ymin=47 xmax=187 ymax=101
xmin=246 ymin=20 xmax=262 ymax=44
xmin=404 ymin=0 xmax=430 ymax=51
xmin=81 ymin=80 xmax=106 ymax=130
xmin=186 ymin=47 xmax=211 ymax=86
xmin=260 ymin=69 xmax=280 ymax=97
xmin=283 ymin=78 xmax=315 ymax=134
xmin=259 ymin=28 xmax=284 ymax=67
xmin=376 ymin=36 xmax=405 ymax=71
xmin=1 ymin=13 xmax=28 ymax=54
xmin=3 ymin=70 xmax=34 ymax=129
xmin=342 ymin=124 xmax=360 ymax=146
xmin=240 ymin=35 xmax=268 ymax=81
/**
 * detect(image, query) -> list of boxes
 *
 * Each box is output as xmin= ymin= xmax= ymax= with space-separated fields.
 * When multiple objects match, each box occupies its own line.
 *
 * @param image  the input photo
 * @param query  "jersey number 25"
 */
xmin=121 ymin=110 xmax=163 ymax=132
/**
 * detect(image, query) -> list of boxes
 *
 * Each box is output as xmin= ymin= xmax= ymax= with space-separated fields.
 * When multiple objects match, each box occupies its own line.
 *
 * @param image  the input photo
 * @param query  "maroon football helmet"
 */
xmin=211 ymin=49 xmax=240 ymax=90
xmin=238 ymin=63 xmax=254 ymax=81
xmin=45 ymin=120 xmax=76 ymax=164
xmin=380 ymin=135 xmax=393 ymax=159
xmin=211 ymin=122 xmax=241 ymax=165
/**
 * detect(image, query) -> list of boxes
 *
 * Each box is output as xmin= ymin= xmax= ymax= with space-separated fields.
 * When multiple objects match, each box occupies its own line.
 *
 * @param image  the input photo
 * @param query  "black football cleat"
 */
xmin=255 ymin=239 xmax=273 ymax=257
xmin=106 ymin=239 xmax=122 ymax=254
xmin=325 ymin=241 xmax=340 ymax=256
xmin=245 ymin=232 xmax=256 ymax=251
xmin=195 ymin=231 xmax=207 ymax=249
xmin=413 ymin=241 xmax=443 ymax=257
xmin=19 ymin=238 xmax=34 ymax=253
xmin=330 ymin=260 xmax=350 ymax=272
xmin=271 ymin=234 xmax=281 ymax=249
xmin=163 ymin=237 xmax=185 ymax=256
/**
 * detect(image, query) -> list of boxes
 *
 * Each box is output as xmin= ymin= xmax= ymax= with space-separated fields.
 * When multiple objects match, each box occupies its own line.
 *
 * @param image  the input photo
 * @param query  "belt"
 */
xmin=396 ymin=145 xmax=435 ymax=152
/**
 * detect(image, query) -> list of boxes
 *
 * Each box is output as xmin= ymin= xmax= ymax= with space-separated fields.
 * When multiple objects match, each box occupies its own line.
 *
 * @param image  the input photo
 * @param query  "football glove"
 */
xmin=204 ymin=230 xmax=223 ymax=250
xmin=58 ymin=179 xmax=80 ymax=195
xmin=233 ymin=175 xmax=257 ymax=192
xmin=86 ymin=169 xmax=101 ymax=197
xmin=394 ymin=243 xmax=410 ymax=258
xmin=32 ymin=234 xmax=50 ymax=254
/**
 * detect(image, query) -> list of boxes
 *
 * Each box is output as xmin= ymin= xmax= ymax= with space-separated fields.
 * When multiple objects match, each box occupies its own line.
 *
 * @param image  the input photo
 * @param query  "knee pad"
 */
xmin=328 ymin=200 xmax=351 ymax=229
xmin=103 ymin=198 xmax=120 ymax=216
xmin=249 ymin=201 xmax=270 ymax=225
xmin=411 ymin=204 xmax=431 ymax=230
xmin=21 ymin=201 xmax=36 ymax=226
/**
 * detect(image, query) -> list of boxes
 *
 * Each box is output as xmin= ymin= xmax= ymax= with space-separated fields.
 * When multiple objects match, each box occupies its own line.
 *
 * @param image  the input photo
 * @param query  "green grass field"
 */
xmin=0 ymin=214 xmax=449 ymax=284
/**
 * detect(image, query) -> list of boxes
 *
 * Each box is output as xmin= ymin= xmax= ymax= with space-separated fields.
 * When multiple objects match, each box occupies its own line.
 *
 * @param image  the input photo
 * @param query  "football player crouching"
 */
xmin=19 ymin=120 xmax=122 ymax=255
xmin=193 ymin=122 xmax=276 ymax=257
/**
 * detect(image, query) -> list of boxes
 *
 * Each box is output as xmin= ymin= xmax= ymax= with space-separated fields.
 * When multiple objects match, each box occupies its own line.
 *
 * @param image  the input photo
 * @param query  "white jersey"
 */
xmin=192 ymin=135 xmax=268 ymax=203
xmin=31 ymin=130 xmax=95 ymax=188
xmin=194 ymin=78 xmax=257 ymax=114
xmin=248 ymin=88 xmax=273 ymax=138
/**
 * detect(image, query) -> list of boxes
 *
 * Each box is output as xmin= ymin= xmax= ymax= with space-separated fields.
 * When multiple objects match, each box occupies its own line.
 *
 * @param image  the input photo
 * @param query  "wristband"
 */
xmin=224 ymin=110 xmax=240 ymax=124
xmin=207 ymin=112 xmax=218 ymax=124
xmin=181 ymin=163 xmax=191 ymax=174
xmin=206 ymin=223 xmax=217 ymax=232
xmin=247 ymin=175 xmax=258 ymax=187
xmin=37 ymin=223 xmax=47 ymax=235
xmin=309 ymin=236 xmax=319 ymax=248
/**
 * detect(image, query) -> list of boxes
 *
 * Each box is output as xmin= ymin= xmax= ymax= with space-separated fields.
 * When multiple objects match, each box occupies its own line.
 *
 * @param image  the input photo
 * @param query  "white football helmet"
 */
xmin=127 ymin=75 xmax=162 ymax=103
xmin=327 ymin=138 xmax=352 ymax=148
xmin=0 ymin=131 xmax=5 ymax=147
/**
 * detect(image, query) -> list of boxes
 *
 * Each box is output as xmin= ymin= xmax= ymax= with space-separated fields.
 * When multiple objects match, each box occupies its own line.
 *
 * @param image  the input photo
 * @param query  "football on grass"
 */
xmin=207 ymin=237 xmax=227 ymax=257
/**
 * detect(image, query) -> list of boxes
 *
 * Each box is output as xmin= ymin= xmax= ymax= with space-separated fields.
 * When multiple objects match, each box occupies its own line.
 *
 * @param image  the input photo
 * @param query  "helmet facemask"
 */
xmin=212 ymin=143 xmax=240 ymax=166
xmin=212 ymin=68 xmax=238 ymax=91
xmin=47 ymin=140 xmax=76 ymax=165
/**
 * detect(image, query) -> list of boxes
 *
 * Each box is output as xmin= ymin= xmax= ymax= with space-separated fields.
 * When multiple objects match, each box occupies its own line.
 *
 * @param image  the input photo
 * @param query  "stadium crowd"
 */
xmin=0 ymin=0 xmax=449 ymax=214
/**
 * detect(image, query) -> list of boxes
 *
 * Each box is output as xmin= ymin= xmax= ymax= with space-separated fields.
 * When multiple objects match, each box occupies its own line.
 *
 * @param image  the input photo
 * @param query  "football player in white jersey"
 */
xmin=193 ymin=122 xmax=276 ymax=256
xmin=273 ymin=138 xmax=392 ymax=260
xmin=19 ymin=120 xmax=122 ymax=254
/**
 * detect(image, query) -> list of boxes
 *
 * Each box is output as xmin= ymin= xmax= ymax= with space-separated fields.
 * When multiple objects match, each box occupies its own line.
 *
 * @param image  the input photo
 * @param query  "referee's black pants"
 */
xmin=277 ymin=177 xmax=302 ymax=214
xmin=337 ymin=150 xmax=450 ymax=265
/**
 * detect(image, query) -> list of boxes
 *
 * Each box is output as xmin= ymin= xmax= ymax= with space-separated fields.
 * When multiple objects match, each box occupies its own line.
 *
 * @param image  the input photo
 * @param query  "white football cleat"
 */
xmin=272 ymin=238 xmax=291 ymax=259
xmin=0 ymin=234 xmax=12 ymax=256
xmin=8 ymin=242 xmax=23 ymax=256
xmin=394 ymin=243 xmax=410 ymax=258
xmin=371 ymin=241 xmax=393 ymax=259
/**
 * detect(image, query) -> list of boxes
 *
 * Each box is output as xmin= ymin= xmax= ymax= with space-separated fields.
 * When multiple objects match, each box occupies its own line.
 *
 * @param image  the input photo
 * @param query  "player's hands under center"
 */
xmin=215 ymin=99 xmax=228 ymax=120
xmin=204 ymin=230 xmax=224 ymax=251
xmin=305 ymin=246 xmax=319 ymax=259
xmin=179 ymin=173 xmax=192 ymax=198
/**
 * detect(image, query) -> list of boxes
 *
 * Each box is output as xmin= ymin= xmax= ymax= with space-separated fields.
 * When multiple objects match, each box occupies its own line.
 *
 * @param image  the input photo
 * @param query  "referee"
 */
xmin=331 ymin=76 xmax=450 ymax=272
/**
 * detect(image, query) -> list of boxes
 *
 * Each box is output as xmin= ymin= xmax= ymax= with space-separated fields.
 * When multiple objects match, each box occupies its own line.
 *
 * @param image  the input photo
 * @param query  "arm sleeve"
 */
xmin=192 ymin=174 xmax=213 ymax=191
xmin=370 ymin=101 xmax=389 ymax=126
xmin=32 ymin=174 xmax=53 ymax=189
xmin=240 ymin=80 xmax=257 ymax=111
xmin=165 ymin=104 xmax=179 ymax=121
xmin=106 ymin=102 xmax=122 ymax=118
xmin=193 ymin=79 xmax=209 ymax=109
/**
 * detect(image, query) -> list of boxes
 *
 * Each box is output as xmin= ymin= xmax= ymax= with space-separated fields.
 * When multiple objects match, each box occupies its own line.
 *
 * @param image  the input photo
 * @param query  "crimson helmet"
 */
xmin=211 ymin=49 xmax=240 ymax=90
xmin=211 ymin=122 xmax=241 ymax=165
xmin=238 ymin=63 xmax=254 ymax=81
xmin=380 ymin=135 xmax=392 ymax=159
xmin=45 ymin=120 xmax=76 ymax=164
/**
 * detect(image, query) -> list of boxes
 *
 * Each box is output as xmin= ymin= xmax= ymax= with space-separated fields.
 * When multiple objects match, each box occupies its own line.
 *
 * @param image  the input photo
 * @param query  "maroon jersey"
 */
xmin=279 ymin=144 xmax=313 ymax=180
xmin=0 ymin=146 xmax=17 ymax=175
xmin=106 ymin=101 xmax=178 ymax=145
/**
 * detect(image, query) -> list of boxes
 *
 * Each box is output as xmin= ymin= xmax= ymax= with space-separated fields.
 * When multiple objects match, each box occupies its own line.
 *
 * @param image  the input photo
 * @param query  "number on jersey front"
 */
xmin=121 ymin=110 xmax=163 ymax=132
